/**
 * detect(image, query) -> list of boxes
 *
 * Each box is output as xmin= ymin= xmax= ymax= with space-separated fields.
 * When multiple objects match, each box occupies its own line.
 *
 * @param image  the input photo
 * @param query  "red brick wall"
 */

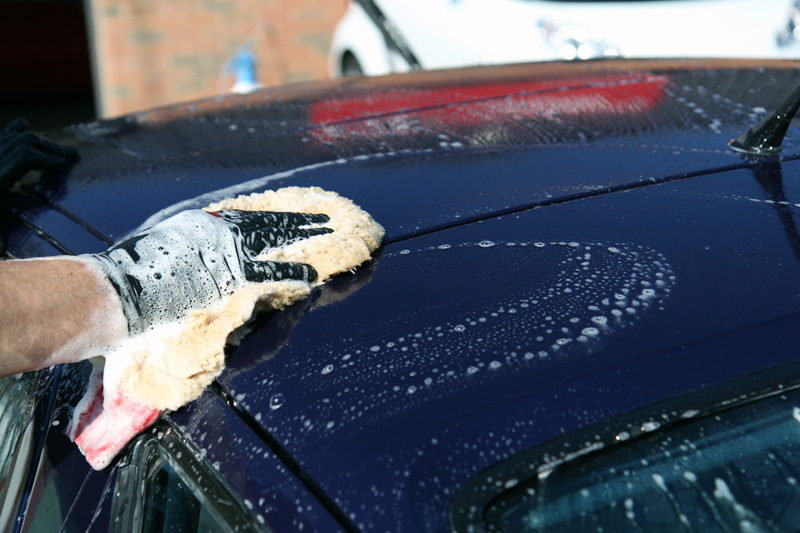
xmin=87 ymin=0 xmax=347 ymax=117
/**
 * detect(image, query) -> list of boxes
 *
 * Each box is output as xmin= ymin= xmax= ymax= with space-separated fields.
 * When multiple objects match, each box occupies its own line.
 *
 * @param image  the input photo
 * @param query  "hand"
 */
xmin=0 ymin=117 xmax=78 ymax=196
xmin=91 ymin=209 xmax=331 ymax=334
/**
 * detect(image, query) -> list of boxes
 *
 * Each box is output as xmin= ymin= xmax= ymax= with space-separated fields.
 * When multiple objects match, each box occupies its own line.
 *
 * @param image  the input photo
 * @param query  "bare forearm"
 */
xmin=0 ymin=257 xmax=127 ymax=377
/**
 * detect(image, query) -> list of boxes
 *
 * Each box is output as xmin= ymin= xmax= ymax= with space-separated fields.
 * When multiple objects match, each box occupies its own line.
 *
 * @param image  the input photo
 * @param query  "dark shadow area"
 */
xmin=0 ymin=0 xmax=95 ymax=132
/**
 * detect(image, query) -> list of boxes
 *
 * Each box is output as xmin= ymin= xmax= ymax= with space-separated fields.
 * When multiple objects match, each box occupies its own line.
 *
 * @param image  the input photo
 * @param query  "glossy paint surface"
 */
xmin=4 ymin=59 xmax=800 ymax=531
xmin=4 ymin=60 xmax=800 ymax=244
xmin=214 ymin=159 xmax=800 ymax=530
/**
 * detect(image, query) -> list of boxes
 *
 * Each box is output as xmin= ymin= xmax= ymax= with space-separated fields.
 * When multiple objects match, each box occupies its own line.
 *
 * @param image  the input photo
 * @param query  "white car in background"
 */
xmin=330 ymin=0 xmax=800 ymax=76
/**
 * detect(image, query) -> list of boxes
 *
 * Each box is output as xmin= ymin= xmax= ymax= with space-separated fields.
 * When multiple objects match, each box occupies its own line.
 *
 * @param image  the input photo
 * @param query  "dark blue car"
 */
xmin=3 ymin=58 xmax=800 ymax=532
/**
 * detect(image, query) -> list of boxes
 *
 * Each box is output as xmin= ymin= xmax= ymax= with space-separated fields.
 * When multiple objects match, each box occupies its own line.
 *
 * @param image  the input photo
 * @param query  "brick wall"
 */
xmin=87 ymin=0 xmax=347 ymax=117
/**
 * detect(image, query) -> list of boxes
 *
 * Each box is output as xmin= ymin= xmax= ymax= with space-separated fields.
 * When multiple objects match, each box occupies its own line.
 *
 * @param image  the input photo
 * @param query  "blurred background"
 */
xmin=3 ymin=0 xmax=800 ymax=132
xmin=0 ymin=0 xmax=345 ymax=131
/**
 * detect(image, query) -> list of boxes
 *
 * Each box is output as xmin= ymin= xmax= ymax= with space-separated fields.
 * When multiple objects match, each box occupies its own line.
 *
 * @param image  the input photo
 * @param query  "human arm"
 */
xmin=0 ymin=209 xmax=330 ymax=378
xmin=0 ymin=257 xmax=127 ymax=377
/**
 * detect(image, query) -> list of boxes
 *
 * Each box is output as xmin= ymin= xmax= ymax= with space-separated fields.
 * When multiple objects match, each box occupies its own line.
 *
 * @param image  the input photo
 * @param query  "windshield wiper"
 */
xmin=729 ymin=85 xmax=800 ymax=156
xmin=356 ymin=0 xmax=422 ymax=70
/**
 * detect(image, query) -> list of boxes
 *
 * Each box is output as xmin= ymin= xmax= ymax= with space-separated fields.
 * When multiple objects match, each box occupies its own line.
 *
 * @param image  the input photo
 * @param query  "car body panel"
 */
xmin=3 ymin=59 xmax=800 ymax=531
xmin=14 ymin=363 xmax=341 ymax=533
xmin=164 ymin=389 xmax=348 ymax=532
xmin=11 ymin=60 xmax=800 ymax=245
xmin=213 ymin=161 xmax=800 ymax=530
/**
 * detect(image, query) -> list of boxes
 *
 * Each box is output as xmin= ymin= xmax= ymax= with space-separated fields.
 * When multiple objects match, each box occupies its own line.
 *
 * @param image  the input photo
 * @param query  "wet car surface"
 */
xmin=3 ymin=58 xmax=800 ymax=531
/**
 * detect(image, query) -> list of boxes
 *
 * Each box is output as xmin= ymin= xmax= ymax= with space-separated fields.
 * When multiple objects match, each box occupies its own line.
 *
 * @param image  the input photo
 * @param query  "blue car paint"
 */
xmin=11 ymin=65 xmax=800 ymax=245
xmin=3 ymin=59 xmax=800 ymax=531
xmin=211 ymin=162 xmax=800 ymax=531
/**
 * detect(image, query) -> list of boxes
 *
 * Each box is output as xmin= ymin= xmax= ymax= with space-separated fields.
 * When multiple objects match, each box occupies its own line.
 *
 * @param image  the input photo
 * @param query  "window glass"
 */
xmin=113 ymin=423 xmax=265 ymax=533
xmin=141 ymin=457 xmax=227 ymax=533
xmin=0 ymin=373 xmax=38 ymax=501
xmin=485 ymin=388 xmax=800 ymax=532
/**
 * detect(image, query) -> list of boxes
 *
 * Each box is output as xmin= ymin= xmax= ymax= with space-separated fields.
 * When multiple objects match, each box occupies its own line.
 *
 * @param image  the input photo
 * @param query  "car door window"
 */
xmin=141 ymin=456 xmax=227 ymax=533
xmin=113 ymin=423 xmax=266 ymax=533
xmin=0 ymin=372 xmax=39 ymax=526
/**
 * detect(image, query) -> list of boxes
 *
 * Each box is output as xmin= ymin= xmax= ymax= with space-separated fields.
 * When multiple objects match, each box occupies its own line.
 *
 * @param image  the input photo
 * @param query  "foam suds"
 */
xmin=67 ymin=186 xmax=384 ymax=469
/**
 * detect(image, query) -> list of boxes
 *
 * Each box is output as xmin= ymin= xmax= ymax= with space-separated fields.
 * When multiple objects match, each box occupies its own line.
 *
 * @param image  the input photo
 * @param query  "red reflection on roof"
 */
xmin=309 ymin=74 xmax=670 ymax=143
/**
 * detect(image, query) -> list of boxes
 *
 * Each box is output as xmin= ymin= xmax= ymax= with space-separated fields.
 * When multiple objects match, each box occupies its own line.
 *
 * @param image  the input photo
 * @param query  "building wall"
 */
xmin=86 ymin=0 xmax=347 ymax=117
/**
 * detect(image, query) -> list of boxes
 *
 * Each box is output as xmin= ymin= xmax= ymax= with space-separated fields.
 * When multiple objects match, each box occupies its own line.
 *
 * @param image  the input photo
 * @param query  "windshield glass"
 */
xmin=484 ymin=387 xmax=800 ymax=532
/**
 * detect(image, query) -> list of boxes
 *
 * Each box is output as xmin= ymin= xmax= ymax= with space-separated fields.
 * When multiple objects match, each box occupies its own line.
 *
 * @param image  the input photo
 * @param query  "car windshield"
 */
xmin=483 ymin=386 xmax=800 ymax=532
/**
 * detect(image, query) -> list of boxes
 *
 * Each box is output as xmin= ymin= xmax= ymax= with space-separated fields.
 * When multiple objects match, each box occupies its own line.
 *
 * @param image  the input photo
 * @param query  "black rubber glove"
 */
xmin=91 ymin=209 xmax=332 ymax=334
xmin=0 ymin=118 xmax=78 ymax=195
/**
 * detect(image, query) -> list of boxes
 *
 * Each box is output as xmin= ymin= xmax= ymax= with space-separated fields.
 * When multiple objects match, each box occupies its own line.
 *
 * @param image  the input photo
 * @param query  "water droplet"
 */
xmin=478 ymin=240 xmax=496 ymax=248
xmin=581 ymin=327 xmax=600 ymax=337
xmin=641 ymin=421 xmax=660 ymax=432
xmin=321 ymin=364 xmax=334 ymax=375
xmin=269 ymin=393 xmax=285 ymax=410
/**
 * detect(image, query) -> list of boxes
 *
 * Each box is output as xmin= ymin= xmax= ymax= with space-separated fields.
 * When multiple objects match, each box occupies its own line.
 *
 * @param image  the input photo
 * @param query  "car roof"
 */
xmin=4 ymin=59 xmax=797 ymax=251
xmin=205 ymin=162 xmax=800 ymax=531
xmin=5 ymin=58 xmax=800 ymax=531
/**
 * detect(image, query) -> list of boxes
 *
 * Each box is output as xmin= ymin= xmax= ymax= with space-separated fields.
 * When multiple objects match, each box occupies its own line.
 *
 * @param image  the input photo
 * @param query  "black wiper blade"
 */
xmin=729 ymin=85 xmax=800 ymax=156
xmin=356 ymin=0 xmax=422 ymax=70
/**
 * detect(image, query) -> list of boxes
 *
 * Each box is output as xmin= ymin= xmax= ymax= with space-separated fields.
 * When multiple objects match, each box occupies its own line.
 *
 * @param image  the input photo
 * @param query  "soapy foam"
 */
xmin=68 ymin=186 xmax=384 ymax=469
xmin=11 ymin=256 xmax=129 ymax=371
xmin=118 ymin=281 xmax=311 ymax=410
xmin=67 ymin=358 xmax=161 ymax=470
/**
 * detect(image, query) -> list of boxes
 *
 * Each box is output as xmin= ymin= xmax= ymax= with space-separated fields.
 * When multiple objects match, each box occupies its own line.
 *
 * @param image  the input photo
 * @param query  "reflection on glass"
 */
xmin=487 ymin=388 xmax=800 ymax=532
xmin=142 ymin=456 xmax=227 ymax=533
xmin=0 ymin=372 xmax=37 ymax=499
